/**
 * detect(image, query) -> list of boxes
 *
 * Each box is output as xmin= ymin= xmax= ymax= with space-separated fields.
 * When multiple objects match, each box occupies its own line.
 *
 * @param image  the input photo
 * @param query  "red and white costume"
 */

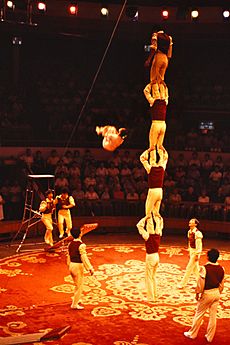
xmin=179 ymin=226 xmax=203 ymax=288
xmin=67 ymin=238 xmax=94 ymax=309
xmin=140 ymin=146 xmax=168 ymax=235
xmin=185 ymin=261 xmax=224 ymax=342
xmin=96 ymin=126 xmax=126 ymax=152
xmin=137 ymin=216 xmax=161 ymax=302
xmin=56 ymin=194 xmax=75 ymax=238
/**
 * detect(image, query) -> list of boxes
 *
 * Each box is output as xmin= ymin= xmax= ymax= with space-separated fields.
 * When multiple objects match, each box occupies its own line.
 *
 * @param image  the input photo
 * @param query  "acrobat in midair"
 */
xmin=96 ymin=125 xmax=127 ymax=151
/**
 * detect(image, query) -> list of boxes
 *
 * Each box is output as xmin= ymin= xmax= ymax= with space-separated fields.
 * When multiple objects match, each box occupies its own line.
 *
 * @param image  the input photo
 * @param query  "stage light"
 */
xmin=37 ymin=1 xmax=46 ymax=12
xmin=162 ymin=8 xmax=169 ymax=20
xmin=191 ymin=9 xmax=199 ymax=20
xmin=6 ymin=0 xmax=15 ymax=9
xmin=223 ymin=9 xmax=230 ymax=20
xmin=125 ymin=6 xmax=138 ymax=21
xmin=101 ymin=6 xmax=109 ymax=17
xmin=68 ymin=1 xmax=78 ymax=16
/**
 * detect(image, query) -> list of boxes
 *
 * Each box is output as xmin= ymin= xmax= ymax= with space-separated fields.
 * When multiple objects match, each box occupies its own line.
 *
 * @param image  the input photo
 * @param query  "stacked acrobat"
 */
xmin=136 ymin=31 xmax=173 ymax=303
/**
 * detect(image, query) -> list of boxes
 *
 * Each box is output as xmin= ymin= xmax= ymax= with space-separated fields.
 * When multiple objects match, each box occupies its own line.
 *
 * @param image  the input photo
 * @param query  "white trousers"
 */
xmin=41 ymin=213 xmax=53 ymax=245
xmin=187 ymin=288 xmax=220 ymax=342
xmin=149 ymin=120 xmax=166 ymax=149
xmin=145 ymin=188 xmax=163 ymax=235
xmin=58 ymin=209 xmax=72 ymax=236
xmin=145 ymin=252 xmax=159 ymax=301
xmin=180 ymin=249 xmax=200 ymax=287
xmin=69 ymin=262 xmax=84 ymax=307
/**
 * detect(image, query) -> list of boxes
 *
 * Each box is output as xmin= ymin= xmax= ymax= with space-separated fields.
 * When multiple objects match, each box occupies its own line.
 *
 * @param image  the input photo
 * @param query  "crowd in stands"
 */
xmin=0 ymin=148 xmax=230 ymax=222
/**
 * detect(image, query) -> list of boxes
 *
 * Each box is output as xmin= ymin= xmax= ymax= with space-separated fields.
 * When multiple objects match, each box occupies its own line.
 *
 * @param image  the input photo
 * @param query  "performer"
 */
xmin=144 ymin=31 xmax=172 ymax=149
xmin=178 ymin=218 xmax=203 ymax=288
xmin=56 ymin=188 xmax=75 ymax=238
xmin=96 ymin=125 xmax=127 ymax=152
xmin=184 ymin=248 xmax=225 ymax=342
xmin=144 ymin=30 xmax=173 ymax=99
xmin=137 ymin=214 xmax=161 ymax=303
xmin=67 ymin=227 xmax=94 ymax=310
xmin=140 ymin=145 xmax=168 ymax=235
xmin=39 ymin=189 xmax=57 ymax=246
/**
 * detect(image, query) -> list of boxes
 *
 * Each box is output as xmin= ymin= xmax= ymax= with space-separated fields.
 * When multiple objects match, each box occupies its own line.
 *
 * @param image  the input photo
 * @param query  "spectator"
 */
xmin=113 ymin=184 xmax=125 ymax=200
xmin=175 ymin=153 xmax=188 ymax=169
xmin=33 ymin=150 xmax=46 ymax=173
xmin=72 ymin=183 xmax=85 ymax=200
xmin=189 ymin=151 xmax=201 ymax=168
xmin=47 ymin=150 xmax=60 ymax=172
xmin=209 ymin=166 xmax=223 ymax=191
xmin=84 ymin=172 xmax=97 ymax=189
xmin=85 ymin=185 xmax=99 ymax=200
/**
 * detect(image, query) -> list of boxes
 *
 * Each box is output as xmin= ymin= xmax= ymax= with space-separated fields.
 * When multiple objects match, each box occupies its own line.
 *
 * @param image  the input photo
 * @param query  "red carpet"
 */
xmin=0 ymin=244 xmax=229 ymax=344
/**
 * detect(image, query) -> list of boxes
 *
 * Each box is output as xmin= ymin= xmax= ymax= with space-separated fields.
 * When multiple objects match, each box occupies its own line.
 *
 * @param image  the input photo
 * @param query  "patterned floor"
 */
xmin=0 ymin=244 xmax=230 ymax=344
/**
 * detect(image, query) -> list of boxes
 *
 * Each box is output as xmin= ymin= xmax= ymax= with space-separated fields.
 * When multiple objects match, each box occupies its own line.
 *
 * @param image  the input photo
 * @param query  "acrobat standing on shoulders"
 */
xmin=140 ymin=145 xmax=168 ymax=235
xmin=144 ymin=31 xmax=173 ymax=149
xmin=96 ymin=125 xmax=127 ymax=152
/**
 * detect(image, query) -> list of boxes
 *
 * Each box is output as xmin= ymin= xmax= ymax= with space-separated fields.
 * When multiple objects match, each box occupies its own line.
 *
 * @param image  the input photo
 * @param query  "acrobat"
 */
xmin=96 ymin=125 xmax=127 ymax=152
xmin=144 ymin=30 xmax=173 ymax=100
xmin=140 ymin=145 xmax=168 ymax=235
xmin=144 ymin=31 xmax=172 ymax=149
xmin=136 ymin=214 xmax=161 ymax=302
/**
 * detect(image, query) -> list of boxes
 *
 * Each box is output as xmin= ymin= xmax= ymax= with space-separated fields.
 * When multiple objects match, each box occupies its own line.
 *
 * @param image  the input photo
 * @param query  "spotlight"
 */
xmin=125 ymin=6 xmax=138 ymax=21
xmin=101 ymin=6 xmax=109 ymax=17
xmin=68 ymin=1 xmax=78 ymax=16
xmin=191 ymin=9 xmax=199 ymax=21
xmin=162 ymin=8 xmax=169 ymax=20
xmin=37 ymin=1 xmax=46 ymax=12
xmin=6 ymin=0 xmax=15 ymax=9
xmin=222 ymin=9 xmax=230 ymax=21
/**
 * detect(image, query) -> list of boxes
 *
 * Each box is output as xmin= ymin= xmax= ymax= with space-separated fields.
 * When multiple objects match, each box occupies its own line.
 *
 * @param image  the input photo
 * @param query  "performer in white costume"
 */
xmin=184 ymin=248 xmax=225 ymax=343
xmin=56 ymin=188 xmax=75 ymax=238
xmin=96 ymin=125 xmax=127 ymax=151
xmin=39 ymin=189 xmax=57 ymax=246
xmin=137 ymin=214 xmax=161 ymax=302
xmin=178 ymin=218 xmax=203 ymax=288
xmin=140 ymin=145 xmax=168 ymax=235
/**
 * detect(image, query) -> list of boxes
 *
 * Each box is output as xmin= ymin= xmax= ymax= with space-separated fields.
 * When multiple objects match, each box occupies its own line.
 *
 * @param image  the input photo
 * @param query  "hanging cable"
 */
xmin=62 ymin=0 xmax=128 ymax=155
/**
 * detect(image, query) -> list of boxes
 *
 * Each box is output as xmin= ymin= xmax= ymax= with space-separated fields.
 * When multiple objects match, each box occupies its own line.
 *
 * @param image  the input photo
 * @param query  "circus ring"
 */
xmin=0 ymin=244 xmax=230 ymax=345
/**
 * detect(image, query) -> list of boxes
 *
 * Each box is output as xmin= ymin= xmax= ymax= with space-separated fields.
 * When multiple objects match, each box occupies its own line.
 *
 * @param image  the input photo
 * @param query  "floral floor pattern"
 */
xmin=0 ymin=244 xmax=230 ymax=345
